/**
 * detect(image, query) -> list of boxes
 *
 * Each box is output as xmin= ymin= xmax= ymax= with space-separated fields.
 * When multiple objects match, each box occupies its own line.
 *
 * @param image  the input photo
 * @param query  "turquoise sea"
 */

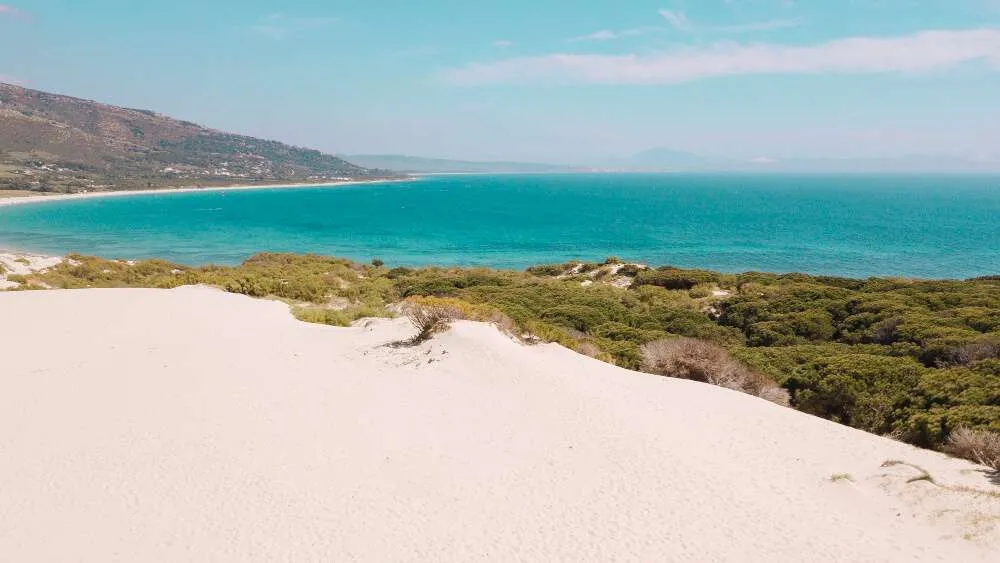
xmin=1 ymin=174 xmax=998 ymax=279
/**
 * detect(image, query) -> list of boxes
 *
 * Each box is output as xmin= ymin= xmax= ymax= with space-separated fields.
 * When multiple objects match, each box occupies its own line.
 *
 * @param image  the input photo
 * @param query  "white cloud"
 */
xmin=659 ymin=8 xmax=800 ymax=34
xmin=572 ymin=9 xmax=799 ymax=42
xmin=571 ymin=28 xmax=649 ymax=42
xmin=446 ymin=28 xmax=1000 ymax=86
xmin=659 ymin=9 xmax=692 ymax=31
xmin=493 ymin=39 xmax=513 ymax=48
xmin=573 ymin=30 xmax=618 ymax=41
xmin=571 ymin=10 xmax=799 ymax=43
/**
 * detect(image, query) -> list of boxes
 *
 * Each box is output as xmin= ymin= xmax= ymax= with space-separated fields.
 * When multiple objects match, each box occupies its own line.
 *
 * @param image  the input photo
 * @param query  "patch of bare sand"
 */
xmin=0 ymin=251 xmax=63 ymax=289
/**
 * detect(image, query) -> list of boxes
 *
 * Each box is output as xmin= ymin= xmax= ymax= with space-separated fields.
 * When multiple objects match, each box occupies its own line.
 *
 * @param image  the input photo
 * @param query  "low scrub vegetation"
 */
xmin=946 ymin=427 xmax=1000 ymax=471
xmin=640 ymin=338 xmax=790 ymax=405
xmin=10 ymin=252 xmax=1000 ymax=455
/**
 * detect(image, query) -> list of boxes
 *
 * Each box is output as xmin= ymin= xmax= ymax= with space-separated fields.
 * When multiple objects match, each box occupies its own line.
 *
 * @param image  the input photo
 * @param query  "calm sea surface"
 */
xmin=1 ymin=174 xmax=998 ymax=278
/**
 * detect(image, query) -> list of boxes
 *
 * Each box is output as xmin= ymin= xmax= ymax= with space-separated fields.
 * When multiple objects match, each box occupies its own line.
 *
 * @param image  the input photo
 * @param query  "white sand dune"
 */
xmin=1 ymin=286 xmax=998 ymax=561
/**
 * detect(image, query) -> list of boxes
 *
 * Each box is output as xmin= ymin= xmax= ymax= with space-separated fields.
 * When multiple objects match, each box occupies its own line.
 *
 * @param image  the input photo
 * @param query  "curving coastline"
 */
xmin=0 ymin=178 xmax=414 ymax=208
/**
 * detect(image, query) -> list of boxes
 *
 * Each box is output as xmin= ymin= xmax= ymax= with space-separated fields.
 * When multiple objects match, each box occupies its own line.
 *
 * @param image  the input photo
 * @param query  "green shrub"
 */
xmin=617 ymin=264 xmax=642 ymax=277
xmin=786 ymin=354 xmax=926 ymax=435
xmin=633 ymin=267 xmax=720 ymax=290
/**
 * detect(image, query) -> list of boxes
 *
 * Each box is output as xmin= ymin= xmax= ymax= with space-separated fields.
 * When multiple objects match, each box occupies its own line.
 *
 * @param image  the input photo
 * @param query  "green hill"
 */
xmin=0 ymin=83 xmax=386 ymax=193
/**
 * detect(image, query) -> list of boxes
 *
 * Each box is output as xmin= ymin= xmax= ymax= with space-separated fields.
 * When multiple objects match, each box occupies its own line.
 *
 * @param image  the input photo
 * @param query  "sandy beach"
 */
xmin=0 ymin=178 xmax=411 ymax=208
xmin=1 ymin=285 xmax=997 ymax=561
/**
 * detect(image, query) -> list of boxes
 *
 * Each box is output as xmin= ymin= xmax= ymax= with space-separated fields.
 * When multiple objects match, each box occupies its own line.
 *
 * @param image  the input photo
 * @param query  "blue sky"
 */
xmin=2 ymin=1 xmax=1000 ymax=163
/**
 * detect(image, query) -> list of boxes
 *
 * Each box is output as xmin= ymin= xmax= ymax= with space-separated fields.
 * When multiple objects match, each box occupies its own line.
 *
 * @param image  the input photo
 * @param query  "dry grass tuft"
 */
xmin=881 ymin=460 xmax=938 ymax=485
xmin=946 ymin=427 xmax=1000 ymax=472
xmin=640 ymin=337 xmax=790 ymax=406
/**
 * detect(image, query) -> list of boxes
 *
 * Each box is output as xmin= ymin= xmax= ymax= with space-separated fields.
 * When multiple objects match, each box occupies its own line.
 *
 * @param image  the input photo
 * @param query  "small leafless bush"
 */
xmin=757 ymin=384 xmax=792 ymax=407
xmin=391 ymin=303 xmax=460 ymax=347
xmin=872 ymin=316 xmax=901 ymax=344
xmin=640 ymin=337 xmax=790 ymax=406
xmin=953 ymin=340 xmax=1000 ymax=365
xmin=575 ymin=340 xmax=604 ymax=359
xmin=946 ymin=427 xmax=1000 ymax=472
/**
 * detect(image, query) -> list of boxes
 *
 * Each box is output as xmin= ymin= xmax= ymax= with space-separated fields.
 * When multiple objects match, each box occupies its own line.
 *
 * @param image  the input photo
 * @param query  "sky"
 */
xmin=2 ymin=1 xmax=1000 ymax=164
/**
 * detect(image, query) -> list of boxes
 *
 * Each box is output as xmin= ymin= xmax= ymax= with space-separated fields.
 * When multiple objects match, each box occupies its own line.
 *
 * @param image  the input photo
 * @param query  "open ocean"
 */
xmin=1 ymin=173 xmax=998 ymax=279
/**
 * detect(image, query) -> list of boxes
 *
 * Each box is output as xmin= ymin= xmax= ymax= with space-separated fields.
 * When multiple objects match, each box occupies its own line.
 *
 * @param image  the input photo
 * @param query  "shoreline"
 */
xmin=0 ymin=177 xmax=415 ymax=208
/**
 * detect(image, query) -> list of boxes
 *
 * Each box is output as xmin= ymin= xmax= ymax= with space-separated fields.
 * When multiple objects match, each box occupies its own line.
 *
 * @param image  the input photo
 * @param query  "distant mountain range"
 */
xmin=0 ymin=84 xmax=387 ymax=193
xmin=348 ymin=148 xmax=1000 ymax=174
xmin=343 ymin=154 xmax=582 ymax=174
xmin=594 ymin=148 xmax=713 ymax=172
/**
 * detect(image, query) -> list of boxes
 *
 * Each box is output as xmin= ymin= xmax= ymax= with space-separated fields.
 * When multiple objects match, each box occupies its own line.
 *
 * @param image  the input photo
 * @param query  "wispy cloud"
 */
xmin=0 ymin=4 xmax=28 ymax=20
xmin=716 ymin=19 xmax=803 ymax=33
xmin=571 ymin=28 xmax=649 ymax=42
xmin=492 ymin=39 xmax=514 ymax=48
xmin=248 ymin=13 xmax=336 ymax=40
xmin=660 ymin=8 xmax=800 ymax=34
xmin=659 ymin=9 xmax=693 ymax=32
xmin=572 ymin=9 xmax=800 ymax=42
xmin=574 ymin=30 xmax=618 ymax=41
xmin=446 ymin=28 xmax=1000 ymax=85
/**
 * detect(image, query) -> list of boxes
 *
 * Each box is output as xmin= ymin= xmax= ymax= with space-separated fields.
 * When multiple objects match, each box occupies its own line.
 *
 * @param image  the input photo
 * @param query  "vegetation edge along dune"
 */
xmin=4 ymin=251 xmax=1000 ymax=468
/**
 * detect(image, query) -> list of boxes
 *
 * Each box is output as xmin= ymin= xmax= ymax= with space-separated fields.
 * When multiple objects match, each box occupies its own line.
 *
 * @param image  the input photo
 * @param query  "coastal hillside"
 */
xmin=0 ymin=83 xmax=382 ymax=192
xmin=0 ymin=286 xmax=997 ymax=560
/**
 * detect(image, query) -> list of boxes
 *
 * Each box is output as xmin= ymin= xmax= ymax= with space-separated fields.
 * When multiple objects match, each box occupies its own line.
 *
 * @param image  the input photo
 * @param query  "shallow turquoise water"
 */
xmin=1 ymin=174 xmax=998 ymax=278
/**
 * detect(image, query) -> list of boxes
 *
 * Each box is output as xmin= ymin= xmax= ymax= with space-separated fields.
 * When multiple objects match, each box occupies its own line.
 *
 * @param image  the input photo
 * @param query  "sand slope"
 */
xmin=1 ymin=286 xmax=997 ymax=561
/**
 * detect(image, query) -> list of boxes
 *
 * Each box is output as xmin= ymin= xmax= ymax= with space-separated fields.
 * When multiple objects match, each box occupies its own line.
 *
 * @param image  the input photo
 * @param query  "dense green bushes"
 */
xmin=786 ymin=354 xmax=926 ymax=435
xmin=632 ymin=266 xmax=722 ymax=290
xmin=11 ymin=252 xmax=1000 ymax=455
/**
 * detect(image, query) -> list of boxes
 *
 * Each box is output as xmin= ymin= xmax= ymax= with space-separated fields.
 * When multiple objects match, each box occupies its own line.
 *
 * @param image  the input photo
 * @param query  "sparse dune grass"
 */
xmin=292 ymin=304 xmax=391 ymax=327
xmin=13 ymin=254 xmax=195 ymax=289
